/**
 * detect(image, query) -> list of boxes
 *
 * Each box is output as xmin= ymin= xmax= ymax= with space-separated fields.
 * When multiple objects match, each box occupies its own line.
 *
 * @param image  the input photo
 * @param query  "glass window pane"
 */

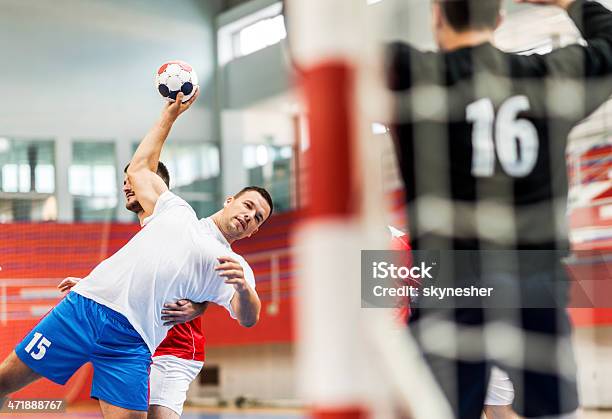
xmin=72 ymin=142 xmax=115 ymax=165
xmin=187 ymin=200 xmax=219 ymax=219
xmin=279 ymin=146 xmax=292 ymax=159
xmin=131 ymin=141 xmax=221 ymax=219
xmin=2 ymin=164 xmax=18 ymax=192
xmin=243 ymin=144 xmax=293 ymax=212
xmin=0 ymin=139 xmax=55 ymax=194
xmin=243 ymin=147 xmax=257 ymax=169
xmin=239 ymin=14 xmax=287 ymax=56
xmin=0 ymin=138 xmax=56 ymax=222
xmin=93 ymin=165 xmax=117 ymax=196
xmin=69 ymin=165 xmax=92 ymax=196
xmin=18 ymin=164 xmax=31 ymax=193
xmin=35 ymin=164 xmax=55 ymax=193
xmin=73 ymin=196 xmax=118 ymax=222
xmin=160 ymin=143 xmax=220 ymax=189
xmin=71 ymin=142 xmax=117 ymax=221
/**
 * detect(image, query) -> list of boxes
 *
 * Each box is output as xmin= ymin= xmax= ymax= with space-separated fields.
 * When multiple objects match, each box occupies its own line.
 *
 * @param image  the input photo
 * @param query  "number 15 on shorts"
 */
xmin=24 ymin=332 xmax=51 ymax=360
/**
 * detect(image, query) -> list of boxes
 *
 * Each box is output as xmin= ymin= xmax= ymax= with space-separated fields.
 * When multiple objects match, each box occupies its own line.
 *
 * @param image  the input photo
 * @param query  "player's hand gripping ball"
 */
xmin=156 ymin=60 xmax=199 ymax=103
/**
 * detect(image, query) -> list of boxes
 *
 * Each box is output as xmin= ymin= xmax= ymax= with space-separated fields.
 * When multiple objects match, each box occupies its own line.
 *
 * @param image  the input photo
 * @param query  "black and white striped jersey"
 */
xmin=387 ymin=0 xmax=612 ymax=251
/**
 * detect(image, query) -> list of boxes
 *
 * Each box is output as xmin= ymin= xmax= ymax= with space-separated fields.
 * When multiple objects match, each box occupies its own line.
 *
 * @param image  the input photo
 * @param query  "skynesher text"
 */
xmin=373 ymin=285 xmax=494 ymax=300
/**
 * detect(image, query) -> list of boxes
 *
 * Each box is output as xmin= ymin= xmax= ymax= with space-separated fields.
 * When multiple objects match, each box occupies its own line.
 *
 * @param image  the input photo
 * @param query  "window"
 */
xmin=0 ymin=138 xmax=55 ymax=194
xmin=134 ymin=142 xmax=221 ymax=218
xmin=243 ymin=144 xmax=293 ymax=212
xmin=199 ymin=365 xmax=220 ymax=386
xmin=236 ymin=14 xmax=286 ymax=57
xmin=372 ymin=123 xmax=389 ymax=135
xmin=161 ymin=143 xmax=220 ymax=189
xmin=0 ymin=138 xmax=56 ymax=222
xmin=163 ymin=143 xmax=220 ymax=217
xmin=218 ymin=2 xmax=286 ymax=65
xmin=70 ymin=142 xmax=117 ymax=222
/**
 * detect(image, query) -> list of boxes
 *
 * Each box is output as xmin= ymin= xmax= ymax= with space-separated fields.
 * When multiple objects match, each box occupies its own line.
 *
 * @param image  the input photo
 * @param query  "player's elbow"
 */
xmin=126 ymin=161 xmax=147 ymax=178
xmin=239 ymin=318 xmax=258 ymax=328
xmin=126 ymin=164 xmax=152 ymax=190
xmin=238 ymin=307 xmax=260 ymax=328
xmin=232 ymin=292 xmax=260 ymax=328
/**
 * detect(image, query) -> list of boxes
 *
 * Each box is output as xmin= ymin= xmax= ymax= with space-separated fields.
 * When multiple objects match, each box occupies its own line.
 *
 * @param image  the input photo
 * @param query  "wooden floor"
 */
xmin=1 ymin=405 xmax=610 ymax=418
xmin=0 ymin=405 xmax=305 ymax=418
xmin=584 ymin=411 xmax=612 ymax=419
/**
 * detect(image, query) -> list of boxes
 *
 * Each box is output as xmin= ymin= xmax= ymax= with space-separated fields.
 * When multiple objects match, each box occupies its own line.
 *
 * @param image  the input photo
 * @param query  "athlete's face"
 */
xmin=123 ymin=174 xmax=143 ymax=214
xmin=220 ymin=190 xmax=271 ymax=241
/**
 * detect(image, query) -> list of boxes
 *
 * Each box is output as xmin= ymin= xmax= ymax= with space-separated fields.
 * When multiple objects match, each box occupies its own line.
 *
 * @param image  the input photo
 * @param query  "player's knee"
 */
xmin=0 ymin=371 xmax=19 ymax=396
xmin=0 ymin=362 xmax=11 ymax=395
xmin=0 ymin=370 xmax=11 ymax=396
xmin=0 ymin=352 xmax=40 ymax=397
xmin=147 ymin=404 xmax=179 ymax=419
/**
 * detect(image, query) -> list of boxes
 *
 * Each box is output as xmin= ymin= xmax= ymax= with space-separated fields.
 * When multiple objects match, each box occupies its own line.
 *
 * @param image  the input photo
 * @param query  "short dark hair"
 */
xmin=124 ymin=161 xmax=170 ymax=188
xmin=235 ymin=186 xmax=274 ymax=220
xmin=437 ymin=0 xmax=502 ymax=32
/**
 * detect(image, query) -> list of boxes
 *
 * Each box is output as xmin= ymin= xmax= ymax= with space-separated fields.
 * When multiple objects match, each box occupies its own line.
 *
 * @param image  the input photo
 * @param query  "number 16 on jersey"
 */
xmin=467 ymin=95 xmax=539 ymax=178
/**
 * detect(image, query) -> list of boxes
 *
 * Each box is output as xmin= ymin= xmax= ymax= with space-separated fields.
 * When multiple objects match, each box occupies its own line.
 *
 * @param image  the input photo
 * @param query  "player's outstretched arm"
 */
xmin=534 ymin=0 xmax=612 ymax=76
xmin=216 ymin=256 xmax=261 ymax=328
xmin=524 ymin=0 xmax=612 ymax=118
xmin=127 ymin=89 xmax=199 ymax=215
xmin=130 ymin=89 xmax=199 ymax=175
xmin=515 ymin=0 xmax=574 ymax=9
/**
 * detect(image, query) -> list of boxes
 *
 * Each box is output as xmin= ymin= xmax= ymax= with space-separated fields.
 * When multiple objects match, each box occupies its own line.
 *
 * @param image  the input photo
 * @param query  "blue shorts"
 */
xmin=15 ymin=292 xmax=152 ymax=411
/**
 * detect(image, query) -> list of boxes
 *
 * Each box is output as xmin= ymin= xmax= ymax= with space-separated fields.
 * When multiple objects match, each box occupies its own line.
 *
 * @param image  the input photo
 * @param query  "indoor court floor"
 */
xmin=2 ymin=407 xmax=612 ymax=418
xmin=0 ymin=407 xmax=306 ymax=418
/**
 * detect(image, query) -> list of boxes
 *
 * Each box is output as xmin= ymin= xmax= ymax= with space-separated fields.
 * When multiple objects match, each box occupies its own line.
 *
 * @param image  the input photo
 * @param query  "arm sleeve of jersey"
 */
xmin=386 ymin=41 xmax=414 ymax=91
xmin=141 ymin=191 xmax=192 ymax=226
xmin=539 ymin=0 xmax=612 ymax=117
xmin=387 ymin=41 xmax=436 ymax=91
xmin=570 ymin=0 xmax=612 ymax=46
xmin=543 ymin=0 xmax=612 ymax=76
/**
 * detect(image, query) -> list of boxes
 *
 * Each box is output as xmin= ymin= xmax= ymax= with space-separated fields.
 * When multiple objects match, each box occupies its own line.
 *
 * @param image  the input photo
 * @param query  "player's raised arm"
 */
xmin=130 ymin=90 xmax=199 ymax=175
xmin=539 ymin=0 xmax=612 ymax=74
xmin=527 ymin=0 xmax=612 ymax=115
xmin=386 ymin=42 xmax=433 ymax=92
xmin=127 ymin=89 xmax=199 ymax=215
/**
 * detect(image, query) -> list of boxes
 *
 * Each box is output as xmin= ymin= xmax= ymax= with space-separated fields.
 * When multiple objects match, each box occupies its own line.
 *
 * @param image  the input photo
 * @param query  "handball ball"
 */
xmin=156 ymin=60 xmax=199 ymax=103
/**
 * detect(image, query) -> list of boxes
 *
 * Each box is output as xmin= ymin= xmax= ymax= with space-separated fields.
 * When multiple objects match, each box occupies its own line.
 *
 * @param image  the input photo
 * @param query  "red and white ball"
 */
xmin=155 ymin=60 xmax=198 ymax=103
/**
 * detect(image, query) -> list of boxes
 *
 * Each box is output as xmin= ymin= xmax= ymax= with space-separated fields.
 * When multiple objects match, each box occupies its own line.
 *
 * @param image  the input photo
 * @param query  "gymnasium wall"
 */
xmin=0 ymin=0 xmax=223 ymax=221
xmin=190 ymin=344 xmax=296 ymax=402
xmin=0 ymin=0 xmax=220 ymax=139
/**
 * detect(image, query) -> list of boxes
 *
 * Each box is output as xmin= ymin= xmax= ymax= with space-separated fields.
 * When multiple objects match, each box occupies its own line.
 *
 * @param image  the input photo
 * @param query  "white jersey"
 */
xmin=72 ymin=191 xmax=256 ymax=355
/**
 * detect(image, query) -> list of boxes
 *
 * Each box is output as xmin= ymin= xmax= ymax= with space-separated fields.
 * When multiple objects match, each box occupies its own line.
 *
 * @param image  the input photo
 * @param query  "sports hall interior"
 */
xmin=0 ymin=0 xmax=611 ymax=417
